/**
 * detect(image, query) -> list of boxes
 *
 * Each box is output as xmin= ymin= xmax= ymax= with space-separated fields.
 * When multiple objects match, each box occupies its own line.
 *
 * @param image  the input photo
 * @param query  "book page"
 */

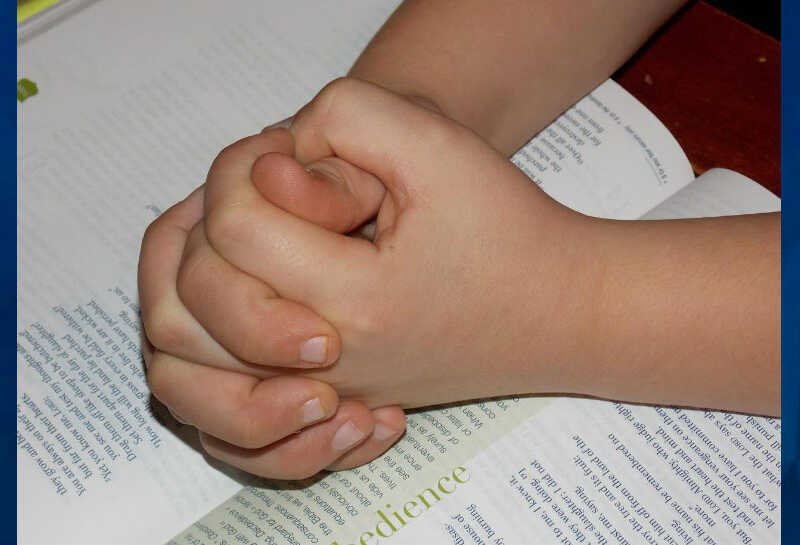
xmin=173 ymin=403 xmax=780 ymax=545
xmin=512 ymin=80 xmax=695 ymax=219
xmin=642 ymin=168 xmax=780 ymax=219
xmin=18 ymin=1 xmax=400 ymax=543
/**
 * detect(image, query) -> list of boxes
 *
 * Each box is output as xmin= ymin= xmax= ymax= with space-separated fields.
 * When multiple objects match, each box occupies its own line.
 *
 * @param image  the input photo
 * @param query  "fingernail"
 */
xmin=373 ymin=423 xmax=399 ymax=441
xmin=305 ymin=164 xmax=343 ymax=185
xmin=331 ymin=421 xmax=366 ymax=451
xmin=300 ymin=398 xmax=326 ymax=426
xmin=300 ymin=335 xmax=329 ymax=365
xmin=263 ymin=116 xmax=293 ymax=132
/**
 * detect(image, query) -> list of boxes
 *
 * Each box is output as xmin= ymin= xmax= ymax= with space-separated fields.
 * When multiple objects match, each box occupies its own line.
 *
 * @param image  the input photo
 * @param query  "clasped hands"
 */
xmin=139 ymin=78 xmax=597 ymax=479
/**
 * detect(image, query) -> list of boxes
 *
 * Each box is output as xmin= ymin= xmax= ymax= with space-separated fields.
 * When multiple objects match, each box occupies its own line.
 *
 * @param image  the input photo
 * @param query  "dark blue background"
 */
xmin=6 ymin=4 xmax=17 ymax=544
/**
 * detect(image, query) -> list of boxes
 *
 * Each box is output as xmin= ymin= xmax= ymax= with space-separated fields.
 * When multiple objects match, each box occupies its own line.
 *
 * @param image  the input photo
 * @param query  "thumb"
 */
xmin=250 ymin=150 xmax=385 ymax=235
xmin=289 ymin=78 xmax=468 ymax=201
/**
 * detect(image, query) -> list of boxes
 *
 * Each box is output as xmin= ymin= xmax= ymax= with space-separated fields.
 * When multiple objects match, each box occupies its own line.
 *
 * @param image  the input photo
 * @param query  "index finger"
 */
xmin=203 ymin=131 xmax=378 ymax=308
xmin=138 ymin=186 xmax=241 ymax=369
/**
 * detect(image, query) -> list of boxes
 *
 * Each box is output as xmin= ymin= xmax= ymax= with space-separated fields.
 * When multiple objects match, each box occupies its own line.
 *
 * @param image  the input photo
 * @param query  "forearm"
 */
xmin=568 ymin=213 xmax=780 ymax=416
xmin=349 ymin=0 xmax=686 ymax=155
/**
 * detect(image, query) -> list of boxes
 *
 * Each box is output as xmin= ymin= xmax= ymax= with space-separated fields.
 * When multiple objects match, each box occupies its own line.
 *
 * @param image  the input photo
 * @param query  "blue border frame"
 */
xmin=782 ymin=1 xmax=798 ymax=542
xmin=6 ymin=4 xmax=17 ymax=543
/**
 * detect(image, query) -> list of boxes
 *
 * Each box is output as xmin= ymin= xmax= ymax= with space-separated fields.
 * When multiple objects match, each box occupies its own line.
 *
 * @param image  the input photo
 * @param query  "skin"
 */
xmin=349 ymin=0 xmax=688 ymax=155
xmin=199 ymin=80 xmax=781 ymax=416
xmin=140 ymin=155 xmax=407 ymax=478
xmin=139 ymin=1 xmax=779 ymax=479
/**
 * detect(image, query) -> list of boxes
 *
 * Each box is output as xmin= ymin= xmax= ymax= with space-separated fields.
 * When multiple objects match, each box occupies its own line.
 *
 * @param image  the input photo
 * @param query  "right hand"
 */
xmin=164 ymin=79 xmax=603 ymax=476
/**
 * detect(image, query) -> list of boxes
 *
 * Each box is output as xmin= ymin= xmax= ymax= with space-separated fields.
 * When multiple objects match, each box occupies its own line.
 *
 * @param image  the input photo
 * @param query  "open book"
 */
xmin=18 ymin=1 xmax=781 ymax=543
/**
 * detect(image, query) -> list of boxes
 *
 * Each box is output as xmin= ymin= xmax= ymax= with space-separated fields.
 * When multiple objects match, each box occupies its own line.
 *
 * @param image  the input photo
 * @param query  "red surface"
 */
xmin=614 ymin=1 xmax=780 ymax=196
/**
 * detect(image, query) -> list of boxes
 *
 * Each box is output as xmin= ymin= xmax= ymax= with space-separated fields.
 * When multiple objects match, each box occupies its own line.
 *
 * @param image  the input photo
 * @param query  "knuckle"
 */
xmin=234 ymin=395 xmax=269 ymax=449
xmin=145 ymin=353 xmax=173 ymax=404
xmin=175 ymin=244 xmax=213 ymax=308
xmin=209 ymin=135 xmax=255 ymax=172
xmin=345 ymin=263 xmax=409 ymax=341
xmin=141 ymin=217 xmax=162 ymax=246
xmin=230 ymin=296 xmax=277 ymax=364
xmin=347 ymin=289 xmax=392 ymax=340
xmin=139 ymin=216 xmax=172 ymax=265
xmin=204 ymin=201 xmax=252 ymax=253
xmin=307 ymin=76 xmax=360 ymax=121
xmin=141 ymin=300 xmax=191 ymax=354
xmin=318 ymin=76 xmax=357 ymax=103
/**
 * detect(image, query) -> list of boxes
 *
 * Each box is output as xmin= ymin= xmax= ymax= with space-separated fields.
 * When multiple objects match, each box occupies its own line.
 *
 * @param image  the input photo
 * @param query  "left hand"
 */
xmin=139 ymin=127 xmax=406 ymax=479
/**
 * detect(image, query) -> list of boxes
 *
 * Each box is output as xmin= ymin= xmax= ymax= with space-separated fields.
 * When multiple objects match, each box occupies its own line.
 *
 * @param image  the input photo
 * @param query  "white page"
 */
xmin=642 ymin=168 xmax=780 ymax=219
xmin=365 ymin=400 xmax=781 ymax=545
xmin=513 ymin=79 xmax=695 ymax=219
xmin=175 ymin=403 xmax=780 ymax=544
xmin=18 ymin=1 xmax=400 ymax=544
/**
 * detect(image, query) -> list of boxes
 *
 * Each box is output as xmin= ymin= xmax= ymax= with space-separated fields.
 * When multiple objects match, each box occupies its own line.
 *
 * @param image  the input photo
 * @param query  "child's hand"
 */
xmin=141 ymin=79 xmax=591 ymax=477
xmin=186 ymin=77 xmax=779 ymax=414
xmin=157 ymin=78 xmax=601 ymax=481
xmin=145 ymin=78 xmax=778 ymax=478
xmin=139 ymin=128 xmax=406 ymax=479
xmin=193 ymin=78 xmax=595 ymax=409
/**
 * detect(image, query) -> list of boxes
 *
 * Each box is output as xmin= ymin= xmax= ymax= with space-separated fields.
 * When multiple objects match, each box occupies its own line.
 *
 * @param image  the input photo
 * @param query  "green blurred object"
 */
xmin=17 ymin=78 xmax=38 ymax=102
xmin=18 ymin=0 xmax=62 ymax=23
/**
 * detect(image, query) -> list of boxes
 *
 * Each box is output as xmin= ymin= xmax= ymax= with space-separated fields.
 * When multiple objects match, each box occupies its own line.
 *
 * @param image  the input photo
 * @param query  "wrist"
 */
xmin=559 ymin=217 xmax=626 ymax=398
xmin=497 ymin=193 xmax=610 ymax=399
xmin=565 ymin=215 xmax=780 ymax=415
xmin=545 ymin=213 xmax=614 ymax=397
